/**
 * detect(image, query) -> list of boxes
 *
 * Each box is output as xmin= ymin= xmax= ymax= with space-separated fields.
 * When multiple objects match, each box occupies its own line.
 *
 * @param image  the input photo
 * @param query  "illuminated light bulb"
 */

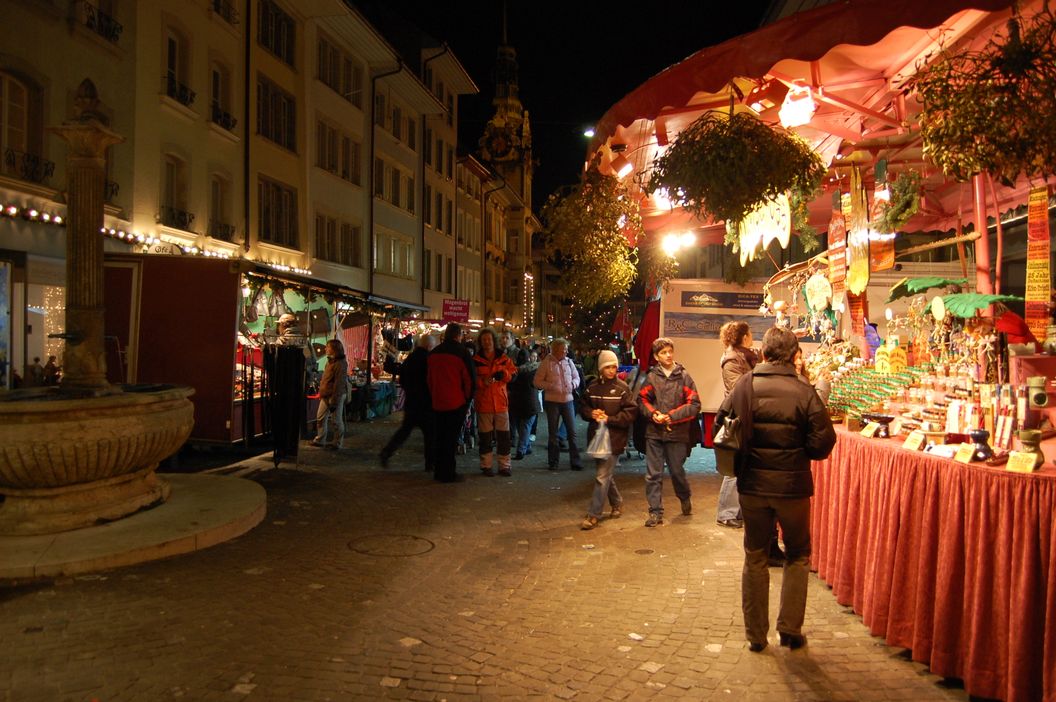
xmin=53 ymin=216 xmax=63 ymax=224
xmin=109 ymin=228 xmax=117 ymax=235
xmin=42 ymin=213 xmax=51 ymax=222
xmin=885 ymin=308 xmax=893 ymax=321
xmin=28 ymin=209 xmax=39 ymax=218
xmin=680 ymin=232 xmax=696 ymax=248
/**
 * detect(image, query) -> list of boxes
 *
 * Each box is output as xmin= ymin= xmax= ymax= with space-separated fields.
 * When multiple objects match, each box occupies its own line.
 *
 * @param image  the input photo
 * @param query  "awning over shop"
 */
xmin=589 ymin=0 xmax=1053 ymax=240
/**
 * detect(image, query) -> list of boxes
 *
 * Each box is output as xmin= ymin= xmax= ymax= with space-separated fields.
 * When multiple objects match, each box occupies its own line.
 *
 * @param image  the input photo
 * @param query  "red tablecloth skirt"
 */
xmin=811 ymin=428 xmax=1056 ymax=702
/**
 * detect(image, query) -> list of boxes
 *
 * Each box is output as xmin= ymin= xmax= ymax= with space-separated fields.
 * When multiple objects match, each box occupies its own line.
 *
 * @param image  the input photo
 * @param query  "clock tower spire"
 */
xmin=478 ymin=2 xmax=533 ymax=208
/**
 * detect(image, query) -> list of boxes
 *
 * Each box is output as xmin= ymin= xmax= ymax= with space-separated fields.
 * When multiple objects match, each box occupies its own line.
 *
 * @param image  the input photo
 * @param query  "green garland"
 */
xmin=876 ymin=170 xmax=922 ymax=233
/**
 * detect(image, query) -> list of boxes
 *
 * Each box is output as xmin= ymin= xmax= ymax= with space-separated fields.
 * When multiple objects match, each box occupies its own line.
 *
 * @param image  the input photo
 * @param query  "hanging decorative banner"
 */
xmin=869 ymin=183 xmax=895 ymax=272
xmin=737 ymin=193 xmax=791 ymax=266
xmin=849 ymin=291 xmax=866 ymax=336
xmin=845 ymin=167 xmax=871 ymax=294
xmin=1025 ymin=185 xmax=1051 ymax=342
xmin=828 ymin=208 xmax=847 ymax=297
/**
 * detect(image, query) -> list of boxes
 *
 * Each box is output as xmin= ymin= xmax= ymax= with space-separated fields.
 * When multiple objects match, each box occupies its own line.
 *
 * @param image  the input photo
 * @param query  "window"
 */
xmin=341 ymin=136 xmax=360 ymax=185
xmin=435 ymin=137 xmax=443 ymax=173
xmin=375 ymin=230 xmax=413 ymax=277
xmin=259 ymin=176 xmax=297 ymax=248
xmin=257 ymin=76 xmax=295 ymax=150
xmin=389 ymin=167 xmax=401 ymax=207
xmin=209 ymin=174 xmax=234 ymax=240
xmin=423 ymin=184 xmax=432 ymax=224
xmin=407 ymin=118 xmax=416 ymax=150
xmin=434 ymin=252 xmax=442 ymax=291
xmin=423 ymin=127 xmax=432 ymax=166
xmin=0 ymin=72 xmax=28 ymax=156
xmin=317 ymin=36 xmax=340 ymax=91
xmin=210 ymin=62 xmax=236 ymax=130
xmin=315 ymin=213 xmax=337 ymax=263
xmin=164 ymin=27 xmax=194 ymax=107
xmin=259 ymin=0 xmax=295 ymax=66
xmin=342 ymin=222 xmax=362 ymax=267
xmin=347 ymin=59 xmax=363 ymax=107
xmin=374 ymin=93 xmax=386 ymax=126
xmin=434 ymin=192 xmax=443 ymax=231
xmin=446 ymin=257 xmax=453 ymax=294
xmin=446 ymin=146 xmax=454 ymax=179
xmin=406 ymin=176 xmax=415 ymax=214
xmin=446 ymin=94 xmax=454 ymax=127
xmin=390 ymin=105 xmax=402 ymax=140
xmin=316 ymin=120 xmax=337 ymax=172
xmin=373 ymin=158 xmax=385 ymax=197
xmin=424 ymin=248 xmax=432 ymax=290
xmin=317 ymin=215 xmax=363 ymax=268
xmin=160 ymin=154 xmax=194 ymax=231
xmin=445 ymin=198 xmax=453 ymax=236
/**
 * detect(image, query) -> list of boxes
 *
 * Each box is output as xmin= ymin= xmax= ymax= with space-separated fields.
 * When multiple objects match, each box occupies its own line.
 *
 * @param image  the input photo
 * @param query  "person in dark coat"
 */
xmin=716 ymin=320 xmax=758 ymax=529
xmin=427 ymin=323 xmax=476 ymax=483
xmin=380 ymin=333 xmax=437 ymax=470
xmin=508 ymin=348 xmax=541 ymax=460
xmin=715 ymin=327 xmax=836 ymax=653
xmin=577 ymin=350 xmax=637 ymax=530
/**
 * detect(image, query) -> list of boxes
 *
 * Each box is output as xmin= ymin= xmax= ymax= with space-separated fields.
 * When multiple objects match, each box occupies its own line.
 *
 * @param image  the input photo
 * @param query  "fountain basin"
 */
xmin=0 ymin=385 xmax=194 ymax=535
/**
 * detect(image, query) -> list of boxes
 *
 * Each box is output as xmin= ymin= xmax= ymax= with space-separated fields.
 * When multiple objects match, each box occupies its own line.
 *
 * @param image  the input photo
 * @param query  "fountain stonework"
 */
xmin=0 ymin=80 xmax=194 ymax=536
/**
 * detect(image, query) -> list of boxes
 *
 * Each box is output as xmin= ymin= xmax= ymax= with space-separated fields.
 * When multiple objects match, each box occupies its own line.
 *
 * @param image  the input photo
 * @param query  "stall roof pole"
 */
xmin=972 ymin=173 xmax=994 ymax=300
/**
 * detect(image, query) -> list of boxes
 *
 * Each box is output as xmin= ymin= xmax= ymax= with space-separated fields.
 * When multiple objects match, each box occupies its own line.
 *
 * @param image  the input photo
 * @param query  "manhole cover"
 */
xmin=348 ymin=534 xmax=435 ymax=557
xmin=635 ymin=548 xmax=655 ymax=555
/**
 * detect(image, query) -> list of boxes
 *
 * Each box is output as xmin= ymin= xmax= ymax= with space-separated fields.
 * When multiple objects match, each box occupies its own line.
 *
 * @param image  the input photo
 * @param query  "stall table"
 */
xmin=811 ymin=427 xmax=1056 ymax=702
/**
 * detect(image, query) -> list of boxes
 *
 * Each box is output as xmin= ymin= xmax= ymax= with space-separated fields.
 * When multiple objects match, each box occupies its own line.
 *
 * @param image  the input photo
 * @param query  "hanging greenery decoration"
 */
xmin=907 ymin=5 xmax=1056 ymax=185
xmin=875 ymin=170 xmax=923 ymax=233
xmin=647 ymin=111 xmax=827 ymax=225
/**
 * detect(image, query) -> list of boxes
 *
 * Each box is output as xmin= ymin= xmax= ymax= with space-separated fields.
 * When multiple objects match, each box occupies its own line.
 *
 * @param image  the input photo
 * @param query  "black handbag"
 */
xmin=712 ymin=372 xmax=754 ymax=477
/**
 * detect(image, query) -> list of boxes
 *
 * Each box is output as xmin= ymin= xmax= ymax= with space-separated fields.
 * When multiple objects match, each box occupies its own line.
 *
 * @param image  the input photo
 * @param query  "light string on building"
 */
xmin=1 ymin=202 xmax=65 ymax=226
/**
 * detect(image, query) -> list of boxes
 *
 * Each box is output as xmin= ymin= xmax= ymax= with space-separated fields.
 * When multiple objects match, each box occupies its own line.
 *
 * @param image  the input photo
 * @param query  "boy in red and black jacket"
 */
xmin=637 ymin=337 xmax=701 ymax=527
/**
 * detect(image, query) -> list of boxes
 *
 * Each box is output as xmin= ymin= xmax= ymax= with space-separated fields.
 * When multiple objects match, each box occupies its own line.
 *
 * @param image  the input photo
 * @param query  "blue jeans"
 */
xmin=514 ymin=413 xmax=535 ymax=454
xmin=587 ymin=454 xmax=622 ymax=518
xmin=717 ymin=475 xmax=741 ymax=521
xmin=544 ymin=400 xmax=581 ymax=468
xmin=644 ymin=439 xmax=690 ymax=515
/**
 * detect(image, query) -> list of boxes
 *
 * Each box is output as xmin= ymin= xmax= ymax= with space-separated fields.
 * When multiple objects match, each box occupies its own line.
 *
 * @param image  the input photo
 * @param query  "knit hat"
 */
xmin=598 ymin=350 xmax=619 ymax=369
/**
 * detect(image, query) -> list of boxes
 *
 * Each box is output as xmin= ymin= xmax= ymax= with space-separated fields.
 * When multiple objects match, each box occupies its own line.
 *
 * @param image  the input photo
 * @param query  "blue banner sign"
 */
xmin=664 ymin=312 xmax=773 ymax=339
xmin=679 ymin=290 xmax=763 ymax=310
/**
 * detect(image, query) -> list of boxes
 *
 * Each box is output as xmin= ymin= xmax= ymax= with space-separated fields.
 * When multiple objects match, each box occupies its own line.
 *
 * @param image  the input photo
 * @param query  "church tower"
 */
xmin=478 ymin=5 xmax=533 ymax=210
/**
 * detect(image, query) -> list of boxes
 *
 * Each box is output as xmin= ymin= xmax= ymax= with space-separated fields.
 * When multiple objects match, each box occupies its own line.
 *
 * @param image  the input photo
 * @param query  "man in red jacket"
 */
xmin=427 ymin=323 xmax=476 ymax=483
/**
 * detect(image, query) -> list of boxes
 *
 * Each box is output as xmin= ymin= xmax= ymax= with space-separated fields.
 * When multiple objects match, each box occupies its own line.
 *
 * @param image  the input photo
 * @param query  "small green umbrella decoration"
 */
xmin=939 ymin=292 xmax=1023 ymax=318
xmin=886 ymin=276 xmax=968 ymax=303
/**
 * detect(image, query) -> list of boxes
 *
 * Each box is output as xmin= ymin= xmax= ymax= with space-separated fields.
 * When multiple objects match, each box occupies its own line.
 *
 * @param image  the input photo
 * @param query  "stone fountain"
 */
xmin=0 ymin=80 xmax=194 ymax=536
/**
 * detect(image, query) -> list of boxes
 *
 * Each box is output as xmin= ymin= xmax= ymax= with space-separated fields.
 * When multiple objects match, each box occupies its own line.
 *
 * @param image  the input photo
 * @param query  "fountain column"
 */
xmin=48 ymin=79 xmax=124 ymax=391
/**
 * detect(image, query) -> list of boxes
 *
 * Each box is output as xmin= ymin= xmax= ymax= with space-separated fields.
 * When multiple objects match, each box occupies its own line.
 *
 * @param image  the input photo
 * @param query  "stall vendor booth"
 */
xmin=102 ymin=253 xmax=403 ymax=444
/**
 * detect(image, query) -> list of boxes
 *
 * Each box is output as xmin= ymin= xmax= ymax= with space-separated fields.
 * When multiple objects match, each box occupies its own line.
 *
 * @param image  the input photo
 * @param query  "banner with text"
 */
xmin=1025 ymin=186 xmax=1051 ymax=342
xmin=441 ymin=298 xmax=469 ymax=324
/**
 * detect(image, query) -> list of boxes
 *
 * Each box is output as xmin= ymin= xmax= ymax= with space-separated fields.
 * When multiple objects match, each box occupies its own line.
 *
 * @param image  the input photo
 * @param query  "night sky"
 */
xmin=379 ymin=1 xmax=773 ymax=203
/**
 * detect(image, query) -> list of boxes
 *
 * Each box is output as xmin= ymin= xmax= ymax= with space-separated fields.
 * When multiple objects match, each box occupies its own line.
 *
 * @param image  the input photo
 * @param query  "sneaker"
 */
xmin=498 ymin=468 xmax=511 ymax=477
xmin=680 ymin=498 xmax=692 ymax=516
xmin=748 ymin=641 xmax=768 ymax=653
xmin=609 ymin=503 xmax=623 ymax=519
xmin=716 ymin=518 xmax=744 ymax=529
xmin=779 ymin=632 xmax=807 ymax=650
xmin=645 ymin=513 xmax=663 ymax=528
xmin=580 ymin=516 xmax=598 ymax=530
xmin=530 ymin=434 xmax=537 ymax=442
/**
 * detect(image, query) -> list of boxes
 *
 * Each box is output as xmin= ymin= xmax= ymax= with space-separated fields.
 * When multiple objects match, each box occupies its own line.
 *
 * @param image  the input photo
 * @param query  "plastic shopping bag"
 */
xmin=587 ymin=422 xmax=612 ymax=459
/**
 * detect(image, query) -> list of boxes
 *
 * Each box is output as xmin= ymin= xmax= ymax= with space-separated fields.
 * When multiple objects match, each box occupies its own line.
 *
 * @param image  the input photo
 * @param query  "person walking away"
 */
xmin=637 ymin=337 xmax=701 ymax=527
xmin=380 ymin=333 xmax=437 ymax=470
xmin=427 ymin=323 xmax=476 ymax=483
xmin=716 ymin=321 xmax=758 ymax=530
xmin=716 ymin=327 xmax=836 ymax=652
xmin=473 ymin=329 xmax=517 ymax=476
xmin=578 ymin=350 xmax=636 ymax=530
xmin=43 ymin=355 xmax=60 ymax=386
xmin=311 ymin=339 xmax=348 ymax=449
xmin=509 ymin=349 xmax=541 ymax=460
xmin=534 ymin=338 xmax=584 ymax=471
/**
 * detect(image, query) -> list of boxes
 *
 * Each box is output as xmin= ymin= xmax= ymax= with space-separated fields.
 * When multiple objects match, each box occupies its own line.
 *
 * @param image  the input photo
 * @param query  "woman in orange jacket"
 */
xmin=473 ymin=328 xmax=517 ymax=476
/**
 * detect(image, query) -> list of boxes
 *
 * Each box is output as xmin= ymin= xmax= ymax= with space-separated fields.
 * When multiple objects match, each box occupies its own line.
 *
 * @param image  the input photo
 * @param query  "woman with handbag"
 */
xmin=716 ymin=321 xmax=758 ymax=529
xmin=577 ymin=351 xmax=637 ymax=530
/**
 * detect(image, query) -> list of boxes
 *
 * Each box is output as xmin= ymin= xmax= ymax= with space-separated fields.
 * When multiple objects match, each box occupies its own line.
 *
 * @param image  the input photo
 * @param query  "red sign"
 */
xmin=441 ymin=298 xmax=469 ymax=324
xmin=828 ymin=210 xmax=847 ymax=297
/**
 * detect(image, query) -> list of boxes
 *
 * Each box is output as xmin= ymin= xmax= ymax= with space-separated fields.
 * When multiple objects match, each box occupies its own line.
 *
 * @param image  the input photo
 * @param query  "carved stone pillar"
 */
xmin=48 ymin=79 xmax=124 ymax=390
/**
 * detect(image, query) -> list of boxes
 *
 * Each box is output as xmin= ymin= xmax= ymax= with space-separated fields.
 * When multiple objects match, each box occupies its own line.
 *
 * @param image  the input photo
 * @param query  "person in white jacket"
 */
xmin=533 ymin=338 xmax=583 ymax=470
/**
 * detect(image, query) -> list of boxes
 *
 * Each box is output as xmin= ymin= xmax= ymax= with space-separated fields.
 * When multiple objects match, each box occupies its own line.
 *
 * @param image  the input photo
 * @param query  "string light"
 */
xmin=1 ymin=202 xmax=66 ymax=226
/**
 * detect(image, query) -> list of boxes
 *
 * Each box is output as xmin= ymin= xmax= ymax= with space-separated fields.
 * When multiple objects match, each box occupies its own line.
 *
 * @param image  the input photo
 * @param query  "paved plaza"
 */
xmin=0 ymin=414 xmax=973 ymax=702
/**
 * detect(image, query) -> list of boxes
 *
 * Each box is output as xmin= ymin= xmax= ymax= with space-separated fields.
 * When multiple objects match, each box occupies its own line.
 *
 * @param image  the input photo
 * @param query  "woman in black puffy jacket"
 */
xmin=716 ymin=327 xmax=836 ymax=653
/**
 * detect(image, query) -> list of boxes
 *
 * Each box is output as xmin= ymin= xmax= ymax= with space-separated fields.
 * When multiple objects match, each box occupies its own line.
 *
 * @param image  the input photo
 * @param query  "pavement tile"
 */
xmin=0 ymin=413 xmax=972 ymax=701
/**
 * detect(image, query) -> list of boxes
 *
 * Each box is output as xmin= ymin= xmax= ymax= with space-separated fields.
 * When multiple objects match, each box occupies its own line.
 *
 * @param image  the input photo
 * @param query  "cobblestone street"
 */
xmin=1 ymin=415 xmax=972 ymax=701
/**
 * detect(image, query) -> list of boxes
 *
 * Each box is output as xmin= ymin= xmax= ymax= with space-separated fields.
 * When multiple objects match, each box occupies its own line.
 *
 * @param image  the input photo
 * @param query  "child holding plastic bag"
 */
xmin=577 ymin=350 xmax=638 ymax=530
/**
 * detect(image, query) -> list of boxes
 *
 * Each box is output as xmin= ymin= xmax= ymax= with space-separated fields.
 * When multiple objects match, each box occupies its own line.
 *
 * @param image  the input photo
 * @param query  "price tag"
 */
xmin=953 ymin=443 xmax=976 ymax=464
xmin=860 ymin=422 xmax=881 ymax=438
xmin=1006 ymin=451 xmax=1039 ymax=473
xmin=902 ymin=430 xmax=927 ymax=451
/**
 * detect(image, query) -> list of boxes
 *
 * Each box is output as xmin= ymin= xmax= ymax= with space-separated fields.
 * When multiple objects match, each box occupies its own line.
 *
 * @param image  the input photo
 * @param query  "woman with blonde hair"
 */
xmin=311 ymin=339 xmax=348 ymax=449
